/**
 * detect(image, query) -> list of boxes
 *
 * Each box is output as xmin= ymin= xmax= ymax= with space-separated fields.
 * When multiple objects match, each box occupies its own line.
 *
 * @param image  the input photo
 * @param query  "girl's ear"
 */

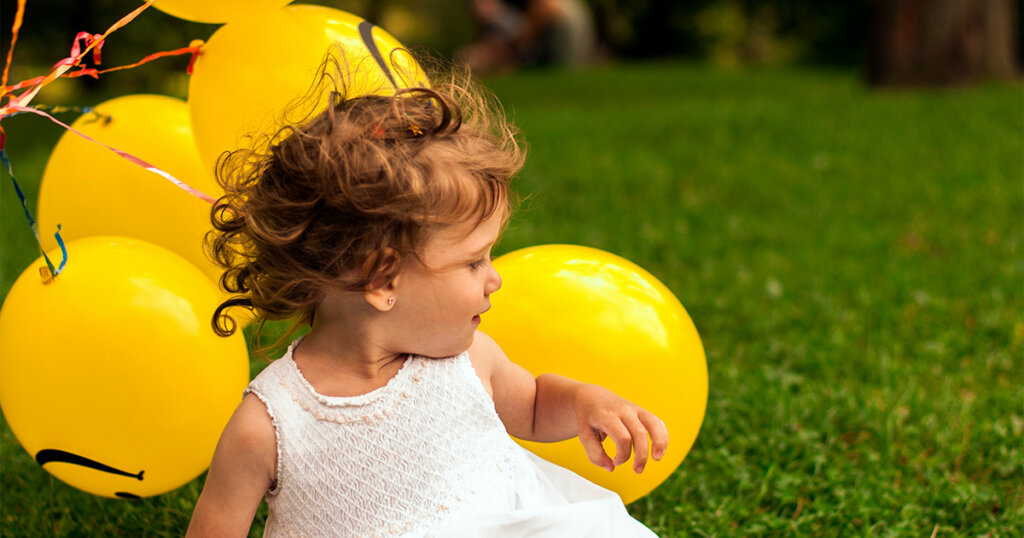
xmin=361 ymin=248 xmax=400 ymax=312
xmin=363 ymin=282 xmax=397 ymax=312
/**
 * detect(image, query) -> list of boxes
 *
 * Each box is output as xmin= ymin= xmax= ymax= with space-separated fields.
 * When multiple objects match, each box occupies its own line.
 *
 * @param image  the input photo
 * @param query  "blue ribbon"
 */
xmin=1 ymin=146 xmax=68 ymax=278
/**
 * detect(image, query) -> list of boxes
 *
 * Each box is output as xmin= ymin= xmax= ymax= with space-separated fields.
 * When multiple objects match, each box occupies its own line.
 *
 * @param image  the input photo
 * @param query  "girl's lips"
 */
xmin=474 ymin=305 xmax=490 ymax=323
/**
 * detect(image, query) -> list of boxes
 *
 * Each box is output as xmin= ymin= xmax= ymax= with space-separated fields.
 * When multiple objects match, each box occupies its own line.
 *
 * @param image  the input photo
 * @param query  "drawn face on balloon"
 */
xmin=0 ymin=237 xmax=250 ymax=498
xmin=34 ymin=450 xmax=146 ymax=499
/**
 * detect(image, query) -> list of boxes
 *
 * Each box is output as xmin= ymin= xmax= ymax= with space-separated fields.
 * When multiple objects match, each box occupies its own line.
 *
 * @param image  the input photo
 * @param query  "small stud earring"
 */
xmin=387 ymin=297 xmax=395 ymax=306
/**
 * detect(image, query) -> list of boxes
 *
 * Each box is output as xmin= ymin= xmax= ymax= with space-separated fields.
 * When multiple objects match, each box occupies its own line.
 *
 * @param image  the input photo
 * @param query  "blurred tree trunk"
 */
xmin=866 ymin=0 xmax=1019 ymax=86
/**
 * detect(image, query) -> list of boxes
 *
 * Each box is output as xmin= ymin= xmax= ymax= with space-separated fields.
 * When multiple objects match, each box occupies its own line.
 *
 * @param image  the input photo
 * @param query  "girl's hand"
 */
xmin=574 ymin=385 xmax=669 ymax=474
xmin=470 ymin=332 xmax=668 ymax=471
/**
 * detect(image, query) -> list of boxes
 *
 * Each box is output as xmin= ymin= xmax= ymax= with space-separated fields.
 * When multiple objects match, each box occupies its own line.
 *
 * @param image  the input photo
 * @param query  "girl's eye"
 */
xmin=469 ymin=257 xmax=489 ymax=271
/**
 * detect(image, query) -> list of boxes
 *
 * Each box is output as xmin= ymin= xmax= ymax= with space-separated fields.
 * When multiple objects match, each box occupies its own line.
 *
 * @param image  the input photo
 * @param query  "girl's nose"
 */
xmin=485 ymin=264 xmax=502 ymax=295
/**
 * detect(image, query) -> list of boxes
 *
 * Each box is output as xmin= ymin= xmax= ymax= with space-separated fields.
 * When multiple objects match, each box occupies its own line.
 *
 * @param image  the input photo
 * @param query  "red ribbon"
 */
xmin=0 ymin=0 xmax=213 ymax=206
xmin=0 ymin=0 xmax=156 ymax=115
xmin=1 ymin=0 xmax=26 ymax=91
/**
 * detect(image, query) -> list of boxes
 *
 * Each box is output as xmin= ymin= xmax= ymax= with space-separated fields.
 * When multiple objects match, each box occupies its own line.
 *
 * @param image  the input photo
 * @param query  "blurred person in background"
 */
xmin=459 ymin=0 xmax=596 ymax=74
xmin=459 ymin=0 xmax=526 ymax=74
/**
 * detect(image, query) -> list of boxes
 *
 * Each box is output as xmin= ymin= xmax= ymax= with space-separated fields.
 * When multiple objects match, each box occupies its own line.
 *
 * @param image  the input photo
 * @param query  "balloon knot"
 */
xmin=186 ymin=40 xmax=204 ymax=75
xmin=38 ymin=266 xmax=54 ymax=284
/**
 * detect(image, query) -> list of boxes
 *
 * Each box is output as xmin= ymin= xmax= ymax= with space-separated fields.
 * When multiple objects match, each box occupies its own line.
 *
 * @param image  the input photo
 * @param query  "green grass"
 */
xmin=2 ymin=62 xmax=1022 ymax=536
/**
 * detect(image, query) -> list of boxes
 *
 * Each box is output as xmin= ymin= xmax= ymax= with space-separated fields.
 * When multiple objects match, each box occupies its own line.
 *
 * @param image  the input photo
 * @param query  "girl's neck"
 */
xmin=291 ymin=306 xmax=407 ymax=397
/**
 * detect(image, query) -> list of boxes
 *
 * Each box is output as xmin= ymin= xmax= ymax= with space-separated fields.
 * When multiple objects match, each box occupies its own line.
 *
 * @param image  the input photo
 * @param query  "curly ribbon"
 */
xmin=2 ymin=104 xmax=96 ymax=118
xmin=9 ymin=104 xmax=216 ymax=204
xmin=0 ymin=0 xmax=217 ymax=281
xmin=0 ymin=146 xmax=67 ymax=280
xmin=0 ymin=0 xmax=209 ymax=202
xmin=0 ymin=0 xmax=155 ymax=114
xmin=1 ymin=0 xmax=26 ymax=92
xmin=2 ymin=41 xmax=203 ymax=94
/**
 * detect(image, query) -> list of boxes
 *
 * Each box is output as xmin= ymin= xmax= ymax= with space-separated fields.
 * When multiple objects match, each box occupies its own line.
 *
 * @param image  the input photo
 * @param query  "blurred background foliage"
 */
xmin=2 ymin=0 xmax=1019 ymax=106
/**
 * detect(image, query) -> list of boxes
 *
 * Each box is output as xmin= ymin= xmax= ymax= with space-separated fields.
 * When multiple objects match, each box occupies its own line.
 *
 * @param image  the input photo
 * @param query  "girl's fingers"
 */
xmin=639 ymin=410 xmax=669 ymax=460
xmin=604 ymin=419 xmax=633 ymax=467
xmin=579 ymin=425 xmax=613 ymax=471
xmin=623 ymin=415 xmax=650 ymax=473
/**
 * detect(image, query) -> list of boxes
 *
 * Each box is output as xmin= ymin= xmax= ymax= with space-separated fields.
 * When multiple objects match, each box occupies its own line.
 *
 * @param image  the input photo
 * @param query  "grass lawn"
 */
xmin=1 ymin=61 xmax=1021 ymax=536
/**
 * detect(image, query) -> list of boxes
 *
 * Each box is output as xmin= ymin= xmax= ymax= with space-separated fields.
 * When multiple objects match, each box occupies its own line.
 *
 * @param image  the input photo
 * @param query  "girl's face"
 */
xmin=389 ymin=211 xmax=504 ymax=358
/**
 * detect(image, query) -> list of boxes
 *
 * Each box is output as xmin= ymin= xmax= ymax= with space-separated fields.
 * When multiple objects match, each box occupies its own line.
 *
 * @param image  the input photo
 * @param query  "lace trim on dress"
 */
xmin=282 ymin=338 xmax=469 ymax=425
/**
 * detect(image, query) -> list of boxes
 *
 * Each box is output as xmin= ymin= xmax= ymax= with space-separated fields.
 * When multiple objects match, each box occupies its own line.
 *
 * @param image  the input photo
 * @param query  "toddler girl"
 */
xmin=187 ymin=70 xmax=668 ymax=537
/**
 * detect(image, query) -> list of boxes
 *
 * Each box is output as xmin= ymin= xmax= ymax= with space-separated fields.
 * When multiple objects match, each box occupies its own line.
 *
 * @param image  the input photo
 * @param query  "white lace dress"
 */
xmin=244 ymin=338 xmax=657 ymax=537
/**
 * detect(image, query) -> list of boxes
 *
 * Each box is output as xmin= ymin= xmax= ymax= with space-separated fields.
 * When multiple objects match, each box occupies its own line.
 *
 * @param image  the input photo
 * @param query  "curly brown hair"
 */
xmin=206 ymin=64 xmax=525 ymax=343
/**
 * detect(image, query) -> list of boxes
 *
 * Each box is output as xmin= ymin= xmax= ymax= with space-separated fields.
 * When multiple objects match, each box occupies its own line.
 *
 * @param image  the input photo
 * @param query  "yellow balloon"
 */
xmin=0 ymin=237 xmax=250 ymax=498
xmin=152 ymin=0 xmax=293 ymax=24
xmin=188 ymin=4 xmax=429 ymax=173
xmin=481 ymin=245 xmax=708 ymax=504
xmin=37 ymin=94 xmax=223 ymax=282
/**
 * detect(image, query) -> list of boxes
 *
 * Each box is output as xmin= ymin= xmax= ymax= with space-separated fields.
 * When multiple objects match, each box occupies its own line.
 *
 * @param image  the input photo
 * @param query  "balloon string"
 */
xmin=0 ymin=0 xmax=207 ymax=282
xmin=1 ymin=42 xmax=204 ymax=94
xmin=86 ymin=41 xmax=204 ymax=77
xmin=9 ymin=105 xmax=216 ymax=205
xmin=3 ymin=104 xmax=97 ymax=118
xmin=1 ymin=0 xmax=26 ymax=91
xmin=0 ymin=0 xmax=155 ymax=115
xmin=0 ymin=142 xmax=67 ymax=279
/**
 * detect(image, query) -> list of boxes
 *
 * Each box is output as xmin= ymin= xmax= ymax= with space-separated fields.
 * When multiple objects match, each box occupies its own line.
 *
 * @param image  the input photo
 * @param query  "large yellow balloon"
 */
xmin=188 ymin=4 xmax=428 ymax=173
xmin=482 ymin=245 xmax=708 ymax=504
xmin=153 ymin=0 xmax=293 ymax=24
xmin=37 ymin=94 xmax=222 ymax=282
xmin=0 ymin=237 xmax=250 ymax=498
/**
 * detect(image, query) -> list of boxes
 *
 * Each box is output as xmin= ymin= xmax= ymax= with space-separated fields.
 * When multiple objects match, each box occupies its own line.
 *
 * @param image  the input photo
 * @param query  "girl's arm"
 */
xmin=469 ymin=331 xmax=669 ymax=473
xmin=186 ymin=394 xmax=276 ymax=537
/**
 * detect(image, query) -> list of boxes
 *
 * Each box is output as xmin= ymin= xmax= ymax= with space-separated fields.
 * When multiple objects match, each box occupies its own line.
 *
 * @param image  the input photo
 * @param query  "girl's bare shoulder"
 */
xmin=468 ymin=330 xmax=504 ymax=370
xmin=467 ymin=331 xmax=504 ymax=395
xmin=220 ymin=393 xmax=277 ymax=470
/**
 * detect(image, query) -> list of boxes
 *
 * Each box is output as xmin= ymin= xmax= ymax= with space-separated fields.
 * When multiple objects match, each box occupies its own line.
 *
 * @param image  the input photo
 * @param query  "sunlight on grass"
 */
xmin=1 ymin=62 xmax=1021 ymax=536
